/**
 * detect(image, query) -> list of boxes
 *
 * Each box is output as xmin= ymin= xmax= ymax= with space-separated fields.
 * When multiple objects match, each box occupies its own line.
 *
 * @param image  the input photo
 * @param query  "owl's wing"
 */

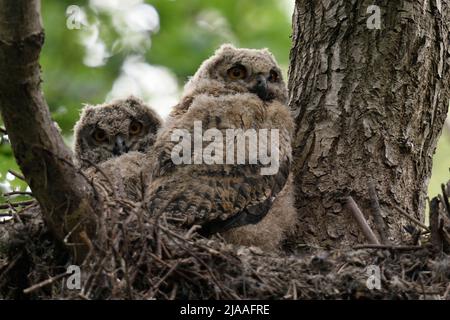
xmin=147 ymin=96 xmax=195 ymax=179
xmin=198 ymin=156 xmax=291 ymax=236
xmin=146 ymin=128 xmax=292 ymax=236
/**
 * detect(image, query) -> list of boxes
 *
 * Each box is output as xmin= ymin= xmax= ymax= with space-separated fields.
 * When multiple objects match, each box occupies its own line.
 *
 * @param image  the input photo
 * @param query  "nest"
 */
xmin=1 ymin=193 xmax=449 ymax=300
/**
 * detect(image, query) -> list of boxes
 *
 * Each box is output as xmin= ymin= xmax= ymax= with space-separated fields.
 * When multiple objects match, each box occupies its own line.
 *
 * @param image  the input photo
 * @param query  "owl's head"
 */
xmin=73 ymin=96 xmax=162 ymax=168
xmin=185 ymin=44 xmax=287 ymax=104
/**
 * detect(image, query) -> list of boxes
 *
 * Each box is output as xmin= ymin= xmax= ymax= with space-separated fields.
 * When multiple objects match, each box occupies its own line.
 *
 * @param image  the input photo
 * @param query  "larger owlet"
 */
xmin=146 ymin=44 xmax=297 ymax=251
xmin=73 ymin=96 xmax=162 ymax=200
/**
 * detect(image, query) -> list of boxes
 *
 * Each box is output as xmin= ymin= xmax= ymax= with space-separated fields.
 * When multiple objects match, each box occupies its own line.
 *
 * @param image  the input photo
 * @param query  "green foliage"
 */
xmin=148 ymin=0 xmax=292 ymax=79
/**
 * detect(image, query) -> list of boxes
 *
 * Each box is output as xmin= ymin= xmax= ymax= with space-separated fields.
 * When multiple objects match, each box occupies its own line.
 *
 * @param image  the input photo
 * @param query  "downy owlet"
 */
xmin=146 ymin=44 xmax=297 ymax=251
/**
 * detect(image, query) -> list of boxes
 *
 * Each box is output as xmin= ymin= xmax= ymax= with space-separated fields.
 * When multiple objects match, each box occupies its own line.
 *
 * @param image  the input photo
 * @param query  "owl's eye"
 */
xmin=227 ymin=65 xmax=247 ymax=80
xmin=268 ymin=70 xmax=280 ymax=83
xmin=129 ymin=120 xmax=143 ymax=135
xmin=93 ymin=128 xmax=107 ymax=143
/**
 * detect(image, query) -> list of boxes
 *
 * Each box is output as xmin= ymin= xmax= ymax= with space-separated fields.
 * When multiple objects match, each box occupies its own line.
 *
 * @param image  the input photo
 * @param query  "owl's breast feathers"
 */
xmin=146 ymin=93 xmax=294 ymax=235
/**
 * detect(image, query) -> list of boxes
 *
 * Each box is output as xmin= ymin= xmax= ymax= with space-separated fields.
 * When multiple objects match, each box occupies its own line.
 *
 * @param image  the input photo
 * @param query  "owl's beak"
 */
xmin=113 ymin=135 xmax=129 ymax=156
xmin=251 ymin=74 xmax=269 ymax=101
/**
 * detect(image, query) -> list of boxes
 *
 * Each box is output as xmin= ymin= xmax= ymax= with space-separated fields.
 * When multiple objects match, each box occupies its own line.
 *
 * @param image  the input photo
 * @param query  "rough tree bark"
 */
xmin=0 ymin=0 xmax=97 ymax=262
xmin=289 ymin=0 xmax=450 ymax=248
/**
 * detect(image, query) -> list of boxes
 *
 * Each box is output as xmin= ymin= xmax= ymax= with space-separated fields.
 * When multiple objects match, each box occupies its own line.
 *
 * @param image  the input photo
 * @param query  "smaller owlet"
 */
xmin=73 ymin=96 xmax=162 ymax=169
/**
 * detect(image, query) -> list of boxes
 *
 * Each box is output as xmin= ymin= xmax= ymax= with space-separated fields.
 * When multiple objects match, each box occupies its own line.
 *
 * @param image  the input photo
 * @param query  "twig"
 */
xmin=0 ymin=213 xmax=12 ymax=217
xmin=345 ymin=196 xmax=380 ymax=245
xmin=0 ymin=215 xmax=13 ymax=224
xmin=7 ymin=169 xmax=25 ymax=181
xmin=63 ymin=214 xmax=92 ymax=248
xmin=291 ymin=280 xmax=298 ymax=300
xmin=429 ymin=197 xmax=443 ymax=253
xmin=82 ymin=157 xmax=115 ymax=190
xmin=169 ymin=284 xmax=178 ymax=300
xmin=184 ymin=225 xmax=201 ymax=239
xmin=353 ymin=244 xmax=424 ymax=250
xmin=147 ymin=253 xmax=195 ymax=286
xmin=445 ymin=118 xmax=450 ymax=136
xmin=151 ymin=260 xmax=180 ymax=293
xmin=443 ymin=283 xmax=450 ymax=300
xmin=0 ymin=200 xmax=35 ymax=210
xmin=3 ymin=191 xmax=33 ymax=197
xmin=441 ymin=184 xmax=450 ymax=216
xmin=1 ymin=208 xmax=34 ymax=220
xmin=149 ymin=221 xmax=238 ymax=298
xmin=368 ymin=182 xmax=389 ymax=244
xmin=6 ymin=200 xmax=24 ymax=224
xmin=23 ymin=272 xmax=69 ymax=294
xmin=32 ymin=145 xmax=97 ymax=199
xmin=14 ymin=203 xmax=38 ymax=217
xmin=148 ymin=218 xmax=238 ymax=263
xmin=79 ymin=230 xmax=94 ymax=256
xmin=0 ymin=253 xmax=22 ymax=284
xmin=394 ymin=206 xmax=430 ymax=232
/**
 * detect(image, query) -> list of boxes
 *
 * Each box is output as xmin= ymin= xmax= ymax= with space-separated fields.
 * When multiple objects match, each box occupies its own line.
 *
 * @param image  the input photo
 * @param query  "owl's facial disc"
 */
xmin=225 ymin=64 xmax=280 ymax=102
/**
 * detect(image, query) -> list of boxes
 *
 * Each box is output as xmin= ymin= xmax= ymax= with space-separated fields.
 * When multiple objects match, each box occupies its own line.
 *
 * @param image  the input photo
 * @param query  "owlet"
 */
xmin=146 ymin=44 xmax=297 ymax=251
xmin=73 ymin=96 xmax=162 ymax=201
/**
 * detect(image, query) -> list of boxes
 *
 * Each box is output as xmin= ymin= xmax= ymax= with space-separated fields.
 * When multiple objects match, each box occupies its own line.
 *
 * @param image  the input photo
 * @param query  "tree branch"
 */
xmin=0 ymin=0 xmax=97 ymax=262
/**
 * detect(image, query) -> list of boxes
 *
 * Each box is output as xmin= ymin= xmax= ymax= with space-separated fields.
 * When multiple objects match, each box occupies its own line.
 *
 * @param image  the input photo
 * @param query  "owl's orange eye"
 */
xmin=268 ymin=70 xmax=280 ymax=83
xmin=93 ymin=128 xmax=107 ymax=143
xmin=227 ymin=65 xmax=247 ymax=80
xmin=129 ymin=120 xmax=143 ymax=135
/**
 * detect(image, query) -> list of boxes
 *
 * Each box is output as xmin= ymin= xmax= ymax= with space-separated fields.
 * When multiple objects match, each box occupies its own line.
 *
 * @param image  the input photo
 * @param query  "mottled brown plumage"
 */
xmin=146 ymin=44 xmax=297 ymax=250
xmin=84 ymin=151 xmax=148 ymax=201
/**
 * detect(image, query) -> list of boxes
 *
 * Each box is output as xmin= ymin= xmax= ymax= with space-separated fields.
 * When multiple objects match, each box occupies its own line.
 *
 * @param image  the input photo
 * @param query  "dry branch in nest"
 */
xmin=1 ymin=179 xmax=450 ymax=300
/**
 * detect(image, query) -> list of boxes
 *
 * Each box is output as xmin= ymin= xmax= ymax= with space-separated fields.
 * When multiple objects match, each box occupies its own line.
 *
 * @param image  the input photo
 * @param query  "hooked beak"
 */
xmin=112 ymin=135 xmax=129 ymax=156
xmin=251 ymin=74 xmax=269 ymax=101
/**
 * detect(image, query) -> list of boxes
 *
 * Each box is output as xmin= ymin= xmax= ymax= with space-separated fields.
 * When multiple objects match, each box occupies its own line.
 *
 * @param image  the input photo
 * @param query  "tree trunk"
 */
xmin=0 ymin=0 xmax=97 ymax=262
xmin=288 ymin=0 xmax=450 ymax=248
